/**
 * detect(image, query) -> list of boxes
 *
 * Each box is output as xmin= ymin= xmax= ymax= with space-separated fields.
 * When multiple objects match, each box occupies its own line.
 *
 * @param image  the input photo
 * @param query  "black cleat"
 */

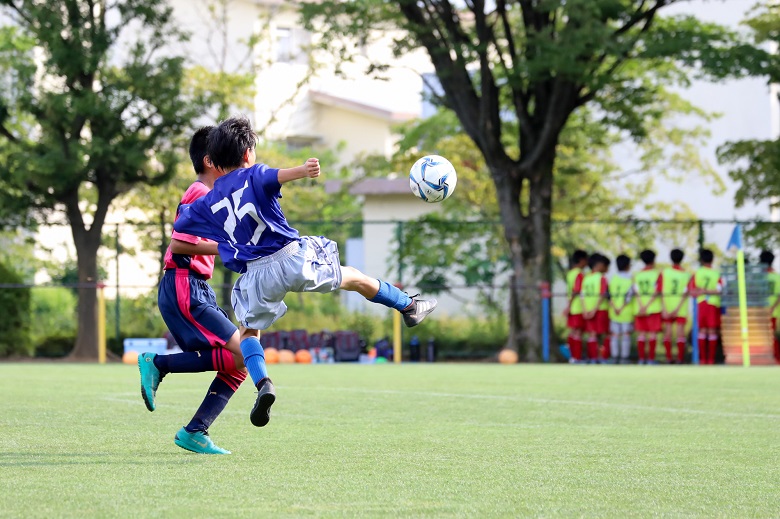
xmin=401 ymin=296 xmax=438 ymax=327
xmin=250 ymin=378 xmax=276 ymax=427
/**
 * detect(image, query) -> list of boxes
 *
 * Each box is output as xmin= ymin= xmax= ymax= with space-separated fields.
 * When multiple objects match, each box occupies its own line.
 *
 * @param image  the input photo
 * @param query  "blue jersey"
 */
xmin=173 ymin=163 xmax=300 ymax=273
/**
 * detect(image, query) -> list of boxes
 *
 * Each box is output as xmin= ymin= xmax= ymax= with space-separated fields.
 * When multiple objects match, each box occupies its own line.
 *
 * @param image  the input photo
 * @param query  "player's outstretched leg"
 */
xmin=340 ymin=267 xmax=437 ymax=327
xmin=240 ymin=333 xmax=276 ymax=427
xmin=138 ymin=353 xmax=162 ymax=412
xmin=174 ymin=426 xmax=230 ymax=455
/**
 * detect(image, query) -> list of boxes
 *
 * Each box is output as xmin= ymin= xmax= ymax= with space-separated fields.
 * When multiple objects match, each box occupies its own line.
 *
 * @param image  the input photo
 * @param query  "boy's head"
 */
xmin=571 ymin=249 xmax=588 ymax=268
xmin=699 ymin=248 xmax=714 ymax=265
xmin=588 ymin=253 xmax=608 ymax=272
xmin=208 ymin=116 xmax=258 ymax=171
xmin=587 ymin=253 xmax=600 ymax=271
xmin=670 ymin=248 xmax=684 ymax=265
xmin=616 ymin=254 xmax=631 ymax=272
xmin=601 ymin=255 xmax=611 ymax=273
xmin=639 ymin=249 xmax=656 ymax=266
xmin=760 ymin=250 xmax=775 ymax=267
xmin=189 ymin=126 xmax=215 ymax=175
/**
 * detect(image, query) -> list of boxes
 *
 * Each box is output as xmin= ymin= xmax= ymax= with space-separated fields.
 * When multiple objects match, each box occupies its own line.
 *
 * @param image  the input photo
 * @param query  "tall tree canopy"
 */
xmin=0 ymin=0 xmax=198 ymax=359
xmin=303 ymin=0 xmax=771 ymax=358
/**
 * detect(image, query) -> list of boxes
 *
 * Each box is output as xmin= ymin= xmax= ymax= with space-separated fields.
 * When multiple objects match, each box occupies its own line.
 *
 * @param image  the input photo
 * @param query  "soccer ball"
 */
xmin=409 ymin=155 xmax=457 ymax=203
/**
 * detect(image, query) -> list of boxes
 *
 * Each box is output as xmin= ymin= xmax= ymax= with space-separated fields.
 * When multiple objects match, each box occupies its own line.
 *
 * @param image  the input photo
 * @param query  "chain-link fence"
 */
xmin=1 ymin=218 xmax=778 ymax=359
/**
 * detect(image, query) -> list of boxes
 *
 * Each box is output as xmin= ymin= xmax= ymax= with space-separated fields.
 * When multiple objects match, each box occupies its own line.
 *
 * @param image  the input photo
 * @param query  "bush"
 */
xmin=0 ymin=261 xmax=32 ymax=356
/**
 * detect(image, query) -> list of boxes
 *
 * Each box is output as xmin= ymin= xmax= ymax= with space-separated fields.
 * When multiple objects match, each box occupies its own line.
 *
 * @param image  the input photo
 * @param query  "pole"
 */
xmin=115 ymin=224 xmax=120 ymax=345
xmin=97 ymin=282 xmax=106 ymax=364
xmin=393 ymin=311 xmax=402 ymax=364
xmin=736 ymin=249 xmax=751 ymax=367
xmin=541 ymin=281 xmax=551 ymax=362
xmin=692 ymin=296 xmax=699 ymax=365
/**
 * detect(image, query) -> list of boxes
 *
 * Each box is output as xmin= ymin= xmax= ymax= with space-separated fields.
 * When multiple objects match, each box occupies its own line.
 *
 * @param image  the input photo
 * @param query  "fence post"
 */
xmin=97 ymin=282 xmax=106 ymax=364
xmin=115 ymin=223 xmax=121 ymax=346
xmin=541 ymin=281 xmax=551 ymax=362
xmin=692 ymin=296 xmax=699 ymax=365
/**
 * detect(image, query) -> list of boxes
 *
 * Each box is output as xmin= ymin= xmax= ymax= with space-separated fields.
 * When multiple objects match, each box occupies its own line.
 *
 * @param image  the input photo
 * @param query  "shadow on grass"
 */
xmin=0 ymin=452 xmax=209 ymax=466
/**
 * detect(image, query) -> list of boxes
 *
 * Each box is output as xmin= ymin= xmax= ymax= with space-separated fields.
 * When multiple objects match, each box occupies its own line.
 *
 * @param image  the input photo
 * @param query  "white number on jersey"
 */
xmin=210 ymin=180 xmax=266 ymax=245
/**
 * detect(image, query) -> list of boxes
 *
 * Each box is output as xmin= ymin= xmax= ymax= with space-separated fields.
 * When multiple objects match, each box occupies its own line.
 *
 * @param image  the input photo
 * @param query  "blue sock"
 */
xmin=153 ymin=351 xmax=213 ymax=376
xmin=185 ymin=377 xmax=234 ymax=433
xmin=240 ymin=337 xmax=268 ymax=386
xmin=370 ymin=280 xmax=412 ymax=311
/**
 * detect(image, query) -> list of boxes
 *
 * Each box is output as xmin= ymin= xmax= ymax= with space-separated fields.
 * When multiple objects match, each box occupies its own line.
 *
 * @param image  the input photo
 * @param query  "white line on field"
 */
xmin=281 ymin=386 xmax=780 ymax=420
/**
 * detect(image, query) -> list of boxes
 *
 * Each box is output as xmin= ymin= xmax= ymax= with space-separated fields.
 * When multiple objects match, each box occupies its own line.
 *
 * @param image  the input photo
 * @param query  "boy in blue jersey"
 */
xmin=174 ymin=116 xmax=438 ymax=427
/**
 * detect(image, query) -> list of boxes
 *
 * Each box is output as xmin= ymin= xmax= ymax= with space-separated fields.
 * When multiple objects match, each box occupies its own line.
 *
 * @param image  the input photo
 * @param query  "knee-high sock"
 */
xmin=185 ymin=370 xmax=247 ymax=433
xmin=240 ymin=337 xmax=268 ymax=386
xmin=677 ymin=338 xmax=687 ymax=364
xmin=153 ymin=347 xmax=235 ymax=376
xmin=610 ymin=334 xmax=619 ymax=359
xmin=370 ymin=280 xmax=412 ymax=311
xmin=621 ymin=334 xmax=631 ymax=361
xmin=571 ymin=338 xmax=582 ymax=360
xmin=601 ymin=336 xmax=611 ymax=360
xmin=586 ymin=337 xmax=598 ymax=361
xmin=637 ymin=338 xmax=646 ymax=361
xmin=663 ymin=339 xmax=673 ymax=362
xmin=708 ymin=335 xmax=718 ymax=364
xmin=648 ymin=338 xmax=657 ymax=361
xmin=698 ymin=334 xmax=707 ymax=364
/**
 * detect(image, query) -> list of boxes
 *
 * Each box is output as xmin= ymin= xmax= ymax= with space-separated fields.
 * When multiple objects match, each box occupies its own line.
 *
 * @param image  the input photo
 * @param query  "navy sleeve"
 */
xmin=173 ymin=200 xmax=226 ymax=243
xmin=252 ymin=163 xmax=281 ymax=198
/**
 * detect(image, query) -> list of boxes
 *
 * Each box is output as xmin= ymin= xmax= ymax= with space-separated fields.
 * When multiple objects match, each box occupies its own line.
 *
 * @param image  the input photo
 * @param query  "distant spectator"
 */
xmin=409 ymin=335 xmax=421 ymax=362
xmin=662 ymin=249 xmax=692 ymax=364
xmin=609 ymin=254 xmax=635 ymax=364
xmin=582 ymin=254 xmax=609 ymax=363
xmin=760 ymin=250 xmax=780 ymax=363
xmin=565 ymin=249 xmax=589 ymax=363
xmin=691 ymin=249 xmax=723 ymax=365
xmin=634 ymin=249 xmax=662 ymax=365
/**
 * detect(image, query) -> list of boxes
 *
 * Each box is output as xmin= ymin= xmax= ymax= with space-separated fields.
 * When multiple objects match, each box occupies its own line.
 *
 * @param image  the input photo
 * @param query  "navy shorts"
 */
xmin=158 ymin=269 xmax=237 ymax=351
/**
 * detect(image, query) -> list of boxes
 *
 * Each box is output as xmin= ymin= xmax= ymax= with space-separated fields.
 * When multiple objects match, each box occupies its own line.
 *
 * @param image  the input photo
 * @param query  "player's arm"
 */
xmin=170 ymin=238 xmax=219 ymax=256
xmin=277 ymin=158 xmax=320 ymax=184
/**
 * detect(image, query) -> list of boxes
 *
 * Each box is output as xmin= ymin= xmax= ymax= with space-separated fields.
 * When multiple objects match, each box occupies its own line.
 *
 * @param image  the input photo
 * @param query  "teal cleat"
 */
xmin=174 ymin=427 xmax=231 ymax=455
xmin=138 ymin=353 xmax=161 ymax=412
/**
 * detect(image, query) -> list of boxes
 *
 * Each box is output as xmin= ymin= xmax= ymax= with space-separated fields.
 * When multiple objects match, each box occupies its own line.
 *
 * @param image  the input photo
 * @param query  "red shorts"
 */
xmin=662 ymin=316 xmax=687 ymax=325
xmin=585 ymin=310 xmax=609 ymax=334
xmin=567 ymin=313 xmax=585 ymax=331
xmin=697 ymin=302 xmax=721 ymax=329
xmin=635 ymin=313 xmax=662 ymax=333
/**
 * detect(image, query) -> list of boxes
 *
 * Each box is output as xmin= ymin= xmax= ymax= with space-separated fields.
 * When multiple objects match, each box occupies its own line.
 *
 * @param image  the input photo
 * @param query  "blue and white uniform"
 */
xmin=174 ymin=164 xmax=342 ymax=330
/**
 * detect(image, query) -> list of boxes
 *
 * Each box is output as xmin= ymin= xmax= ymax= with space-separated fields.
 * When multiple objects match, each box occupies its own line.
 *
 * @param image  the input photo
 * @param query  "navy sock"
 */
xmin=240 ymin=337 xmax=268 ymax=386
xmin=185 ymin=377 xmax=234 ymax=433
xmin=370 ymin=280 xmax=412 ymax=311
xmin=153 ymin=351 xmax=214 ymax=376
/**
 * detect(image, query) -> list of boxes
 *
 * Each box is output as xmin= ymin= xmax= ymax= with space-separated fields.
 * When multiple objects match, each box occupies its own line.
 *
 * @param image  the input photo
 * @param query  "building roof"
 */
xmin=310 ymin=90 xmax=417 ymax=122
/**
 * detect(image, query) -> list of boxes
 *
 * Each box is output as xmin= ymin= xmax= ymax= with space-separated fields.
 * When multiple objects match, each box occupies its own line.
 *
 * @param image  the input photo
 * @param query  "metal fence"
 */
xmin=2 ymin=218 xmax=779 ymax=357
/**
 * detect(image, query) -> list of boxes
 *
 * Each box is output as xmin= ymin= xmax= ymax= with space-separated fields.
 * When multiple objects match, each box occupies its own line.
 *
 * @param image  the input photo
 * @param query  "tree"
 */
xmin=302 ymin=0 xmax=770 ymax=358
xmin=718 ymin=1 xmax=780 ymax=248
xmin=0 ymin=1 xmax=198 ymax=359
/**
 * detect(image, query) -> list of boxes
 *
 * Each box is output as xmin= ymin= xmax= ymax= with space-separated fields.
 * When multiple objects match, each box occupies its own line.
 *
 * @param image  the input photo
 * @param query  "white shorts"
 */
xmin=610 ymin=321 xmax=633 ymax=335
xmin=231 ymin=236 xmax=342 ymax=330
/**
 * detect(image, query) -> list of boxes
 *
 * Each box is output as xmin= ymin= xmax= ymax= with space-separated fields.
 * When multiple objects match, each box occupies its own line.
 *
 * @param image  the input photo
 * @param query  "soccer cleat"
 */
xmin=401 ymin=296 xmax=438 ymax=328
xmin=250 ymin=378 xmax=276 ymax=427
xmin=138 ymin=353 xmax=162 ymax=412
xmin=174 ymin=427 xmax=230 ymax=455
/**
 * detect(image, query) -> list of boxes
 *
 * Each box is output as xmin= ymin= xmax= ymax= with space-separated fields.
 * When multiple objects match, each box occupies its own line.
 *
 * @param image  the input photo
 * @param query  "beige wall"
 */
xmin=315 ymin=106 xmax=394 ymax=164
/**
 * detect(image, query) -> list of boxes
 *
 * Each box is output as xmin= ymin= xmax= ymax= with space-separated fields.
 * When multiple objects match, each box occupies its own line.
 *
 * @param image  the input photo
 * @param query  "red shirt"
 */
xmin=163 ymin=181 xmax=215 ymax=278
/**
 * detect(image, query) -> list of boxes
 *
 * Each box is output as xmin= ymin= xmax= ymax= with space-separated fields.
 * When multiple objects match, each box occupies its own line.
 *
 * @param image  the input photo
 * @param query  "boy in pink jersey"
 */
xmin=137 ymin=127 xmax=247 ymax=454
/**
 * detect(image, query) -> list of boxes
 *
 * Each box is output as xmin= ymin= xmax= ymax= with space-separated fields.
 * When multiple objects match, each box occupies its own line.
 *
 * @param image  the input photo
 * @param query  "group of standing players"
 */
xmin=564 ymin=247 xmax=740 ymax=364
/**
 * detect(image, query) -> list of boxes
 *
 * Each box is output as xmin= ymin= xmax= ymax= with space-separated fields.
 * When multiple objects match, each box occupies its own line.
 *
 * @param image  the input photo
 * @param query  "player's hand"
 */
xmin=305 ymin=158 xmax=320 ymax=178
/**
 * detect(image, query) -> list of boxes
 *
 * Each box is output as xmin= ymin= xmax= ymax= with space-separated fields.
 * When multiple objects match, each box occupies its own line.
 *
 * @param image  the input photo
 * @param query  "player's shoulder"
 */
xmin=182 ymin=180 xmax=209 ymax=199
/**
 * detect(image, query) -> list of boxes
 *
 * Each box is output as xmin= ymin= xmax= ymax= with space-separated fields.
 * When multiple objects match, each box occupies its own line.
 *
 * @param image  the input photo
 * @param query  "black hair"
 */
xmin=616 ymin=254 xmax=631 ymax=272
xmin=639 ymin=249 xmax=656 ymax=265
xmin=670 ymin=248 xmax=684 ymax=265
xmin=189 ymin=126 xmax=214 ymax=174
xmin=699 ymin=249 xmax=714 ymax=264
xmin=571 ymin=249 xmax=588 ymax=266
xmin=207 ymin=116 xmax=258 ymax=170
xmin=601 ymin=255 xmax=611 ymax=268
xmin=588 ymin=253 xmax=601 ymax=270
xmin=760 ymin=250 xmax=775 ymax=266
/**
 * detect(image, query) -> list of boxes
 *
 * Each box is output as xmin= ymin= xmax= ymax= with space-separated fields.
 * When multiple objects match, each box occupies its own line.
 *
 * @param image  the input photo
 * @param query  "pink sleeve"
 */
xmin=171 ymin=182 xmax=209 ymax=245
xmin=171 ymin=230 xmax=200 ymax=244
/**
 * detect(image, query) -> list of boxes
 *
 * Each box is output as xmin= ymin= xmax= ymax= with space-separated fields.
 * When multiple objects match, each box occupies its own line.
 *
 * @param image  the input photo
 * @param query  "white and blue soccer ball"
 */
xmin=409 ymin=155 xmax=457 ymax=203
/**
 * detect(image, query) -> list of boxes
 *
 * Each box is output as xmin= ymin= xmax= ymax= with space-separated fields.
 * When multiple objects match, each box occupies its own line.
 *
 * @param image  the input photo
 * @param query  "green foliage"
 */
xmin=105 ymin=292 xmax=169 ymax=356
xmin=30 ymin=288 xmax=77 ymax=356
xmin=0 ymin=260 xmax=31 ymax=356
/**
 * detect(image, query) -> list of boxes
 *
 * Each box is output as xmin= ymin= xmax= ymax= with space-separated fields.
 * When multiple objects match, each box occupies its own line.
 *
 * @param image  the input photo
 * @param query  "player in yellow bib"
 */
xmin=609 ymin=254 xmax=635 ymax=364
xmin=581 ymin=254 xmax=610 ymax=363
xmin=760 ymin=250 xmax=780 ymax=363
xmin=661 ymin=249 xmax=691 ymax=364
xmin=564 ymin=250 xmax=589 ymax=363
xmin=633 ymin=249 xmax=662 ymax=364
xmin=690 ymin=249 xmax=723 ymax=365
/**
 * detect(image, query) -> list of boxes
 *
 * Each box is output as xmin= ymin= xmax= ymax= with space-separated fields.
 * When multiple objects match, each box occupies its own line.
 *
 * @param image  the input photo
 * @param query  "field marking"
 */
xmin=282 ymin=386 xmax=780 ymax=421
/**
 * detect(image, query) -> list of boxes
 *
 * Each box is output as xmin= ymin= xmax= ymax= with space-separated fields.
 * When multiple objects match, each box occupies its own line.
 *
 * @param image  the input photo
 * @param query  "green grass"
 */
xmin=2 ymin=363 xmax=780 ymax=518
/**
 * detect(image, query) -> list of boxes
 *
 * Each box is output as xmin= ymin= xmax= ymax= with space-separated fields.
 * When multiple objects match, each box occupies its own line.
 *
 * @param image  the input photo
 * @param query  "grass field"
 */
xmin=2 ymin=363 xmax=780 ymax=518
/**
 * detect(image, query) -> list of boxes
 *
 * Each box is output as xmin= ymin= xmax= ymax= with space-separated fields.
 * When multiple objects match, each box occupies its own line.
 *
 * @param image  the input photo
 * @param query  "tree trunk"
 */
xmin=69 ymin=232 xmax=102 ymax=360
